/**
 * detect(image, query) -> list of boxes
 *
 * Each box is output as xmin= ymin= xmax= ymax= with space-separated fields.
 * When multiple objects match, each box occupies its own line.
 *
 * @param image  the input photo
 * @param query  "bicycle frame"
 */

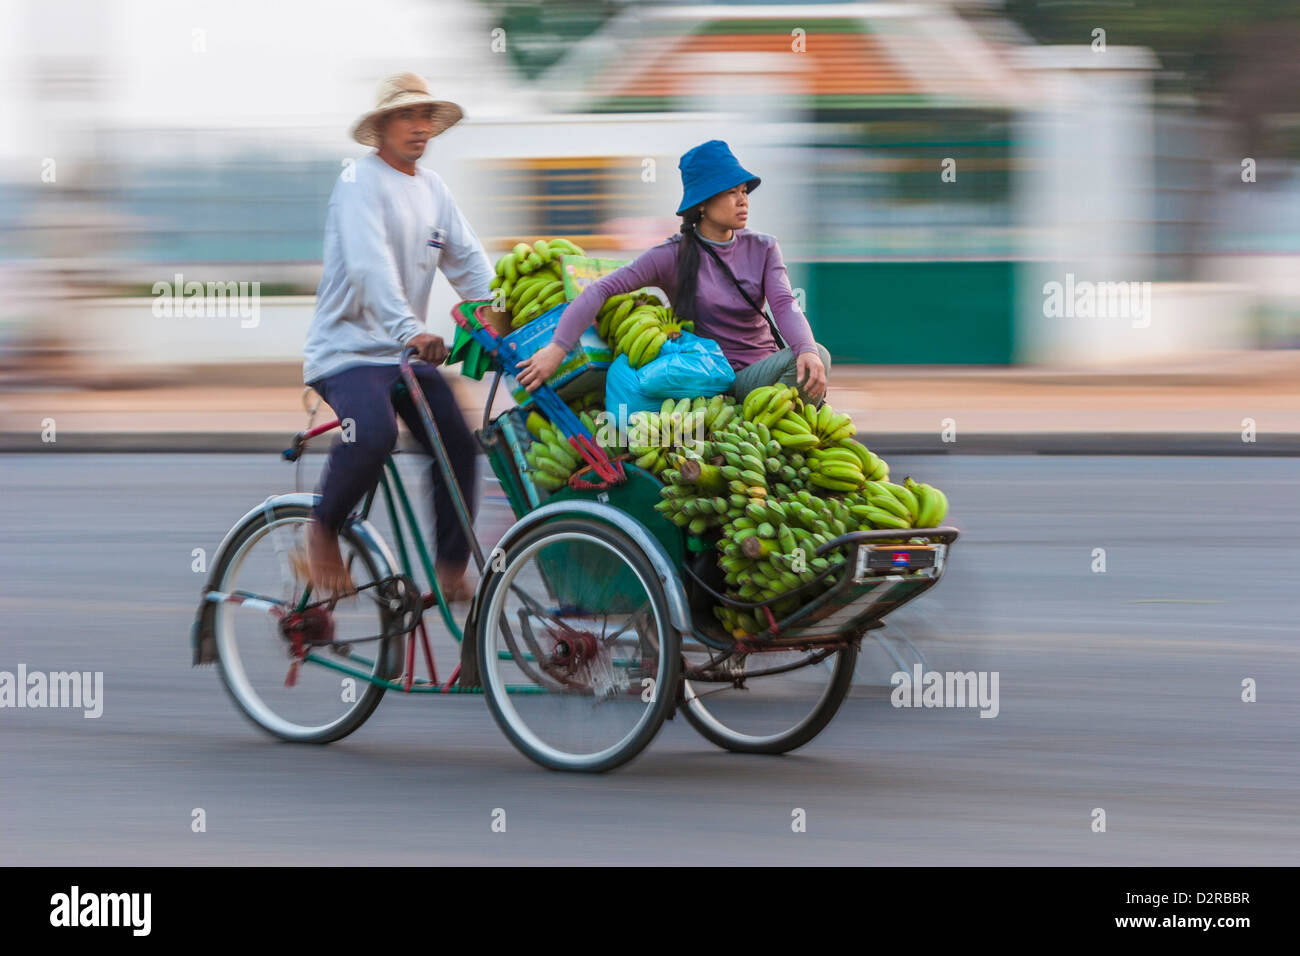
xmin=278 ymin=349 xmax=555 ymax=696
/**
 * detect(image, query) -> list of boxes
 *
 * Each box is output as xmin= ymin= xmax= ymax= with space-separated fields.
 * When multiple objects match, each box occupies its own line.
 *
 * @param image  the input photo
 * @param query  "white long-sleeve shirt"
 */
xmin=303 ymin=153 xmax=495 ymax=383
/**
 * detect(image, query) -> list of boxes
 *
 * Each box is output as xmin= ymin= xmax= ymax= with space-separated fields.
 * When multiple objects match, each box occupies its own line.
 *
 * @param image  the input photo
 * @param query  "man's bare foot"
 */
xmin=305 ymin=519 xmax=354 ymax=598
xmin=435 ymin=561 xmax=474 ymax=604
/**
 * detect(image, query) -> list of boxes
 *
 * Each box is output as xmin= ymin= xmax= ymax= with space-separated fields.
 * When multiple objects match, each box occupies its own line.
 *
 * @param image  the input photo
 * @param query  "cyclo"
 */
xmin=192 ymin=301 xmax=959 ymax=773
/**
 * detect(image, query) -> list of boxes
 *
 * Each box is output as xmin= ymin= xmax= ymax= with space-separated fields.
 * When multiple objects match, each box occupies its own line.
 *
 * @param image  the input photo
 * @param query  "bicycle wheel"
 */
xmin=477 ymin=518 xmax=681 ymax=773
xmin=212 ymin=503 xmax=400 ymax=743
xmin=679 ymin=638 xmax=858 ymax=755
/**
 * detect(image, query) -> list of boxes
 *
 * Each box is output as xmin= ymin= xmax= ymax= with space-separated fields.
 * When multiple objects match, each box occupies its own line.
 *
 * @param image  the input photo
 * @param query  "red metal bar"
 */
xmin=570 ymin=434 xmax=622 ymax=483
xmin=303 ymin=419 xmax=341 ymax=440
xmin=440 ymin=663 xmax=461 ymax=693
xmin=417 ymin=619 xmax=438 ymax=686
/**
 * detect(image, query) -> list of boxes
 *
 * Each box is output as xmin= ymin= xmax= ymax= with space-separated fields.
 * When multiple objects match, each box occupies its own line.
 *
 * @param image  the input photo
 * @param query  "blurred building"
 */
xmin=1 ymin=0 xmax=1298 ymax=377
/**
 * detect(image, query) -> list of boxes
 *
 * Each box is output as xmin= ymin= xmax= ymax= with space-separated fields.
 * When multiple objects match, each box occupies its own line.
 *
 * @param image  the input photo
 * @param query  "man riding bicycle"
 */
xmin=301 ymin=71 xmax=493 ymax=602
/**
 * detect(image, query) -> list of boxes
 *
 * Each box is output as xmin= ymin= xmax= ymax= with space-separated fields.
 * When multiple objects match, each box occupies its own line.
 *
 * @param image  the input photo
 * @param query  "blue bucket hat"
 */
xmin=676 ymin=140 xmax=760 ymax=216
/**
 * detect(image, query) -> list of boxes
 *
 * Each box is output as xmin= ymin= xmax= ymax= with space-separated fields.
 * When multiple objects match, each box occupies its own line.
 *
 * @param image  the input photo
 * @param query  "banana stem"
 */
xmin=741 ymin=536 xmax=779 ymax=559
xmin=678 ymin=459 xmax=727 ymax=495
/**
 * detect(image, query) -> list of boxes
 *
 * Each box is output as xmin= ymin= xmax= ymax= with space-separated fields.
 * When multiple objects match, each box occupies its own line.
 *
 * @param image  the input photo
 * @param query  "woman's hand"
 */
xmin=515 ymin=343 xmax=567 ymax=392
xmin=796 ymin=350 xmax=828 ymax=404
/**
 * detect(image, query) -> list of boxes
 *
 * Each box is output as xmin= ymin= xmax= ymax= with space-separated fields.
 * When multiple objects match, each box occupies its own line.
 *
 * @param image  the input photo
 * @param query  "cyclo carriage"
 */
xmin=192 ymin=297 xmax=959 ymax=773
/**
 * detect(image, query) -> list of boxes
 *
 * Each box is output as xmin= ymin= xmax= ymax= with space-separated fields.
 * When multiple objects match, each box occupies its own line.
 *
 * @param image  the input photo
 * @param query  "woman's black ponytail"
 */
xmin=674 ymin=205 xmax=704 ymax=325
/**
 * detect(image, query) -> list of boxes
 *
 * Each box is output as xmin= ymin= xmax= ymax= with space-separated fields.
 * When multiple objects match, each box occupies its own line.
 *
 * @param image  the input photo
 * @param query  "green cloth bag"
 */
xmin=448 ymin=324 xmax=493 ymax=380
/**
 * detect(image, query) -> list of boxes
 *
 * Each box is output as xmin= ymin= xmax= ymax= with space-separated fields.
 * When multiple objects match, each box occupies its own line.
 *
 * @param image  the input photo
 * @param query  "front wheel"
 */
xmin=477 ymin=518 xmax=681 ymax=772
xmin=211 ymin=503 xmax=400 ymax=744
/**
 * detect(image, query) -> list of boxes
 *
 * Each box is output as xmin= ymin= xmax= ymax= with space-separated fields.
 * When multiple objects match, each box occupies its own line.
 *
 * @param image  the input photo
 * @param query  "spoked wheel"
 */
xmin=678 ymin=638 xmax=858 ymax=755
xmin=211 ymin=504 xmax=401 ymax=743
xmin=477 ymin=518 xmax=681 ymax=773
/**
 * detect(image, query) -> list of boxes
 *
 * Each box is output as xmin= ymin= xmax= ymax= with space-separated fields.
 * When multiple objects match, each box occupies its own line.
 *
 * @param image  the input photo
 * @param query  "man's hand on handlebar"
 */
xmin=515 ymin=343 xmax=566 ymax=392
xmin=406 ymin=333 xmax=449 ymax=365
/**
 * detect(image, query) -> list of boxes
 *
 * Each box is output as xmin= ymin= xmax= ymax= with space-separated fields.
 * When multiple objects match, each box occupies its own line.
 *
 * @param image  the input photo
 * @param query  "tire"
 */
xmin=212 ymin=503 xmax=398 ymax=744
xmin=477 ymin=518 xmax=681 ymax=772
xmin=679 ymin=642 xmax=858 ymax=755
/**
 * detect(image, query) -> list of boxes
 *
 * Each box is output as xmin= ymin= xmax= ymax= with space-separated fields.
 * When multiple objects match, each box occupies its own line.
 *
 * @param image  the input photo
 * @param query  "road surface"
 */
xmin=1 ymin=454 xmax=1296 ymax=864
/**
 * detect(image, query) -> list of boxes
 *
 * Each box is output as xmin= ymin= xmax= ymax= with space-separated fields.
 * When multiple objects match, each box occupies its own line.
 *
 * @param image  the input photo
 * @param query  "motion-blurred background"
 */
xmin=1 ymin=0 xmax=1298 ymax=400
xmin=3 ymin=2 xmax=1299 ymax=866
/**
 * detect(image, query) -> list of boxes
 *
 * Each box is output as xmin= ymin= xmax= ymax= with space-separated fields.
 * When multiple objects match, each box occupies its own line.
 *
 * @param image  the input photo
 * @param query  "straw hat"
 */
xmin=351 ymin=72 xmax=464 ymax=147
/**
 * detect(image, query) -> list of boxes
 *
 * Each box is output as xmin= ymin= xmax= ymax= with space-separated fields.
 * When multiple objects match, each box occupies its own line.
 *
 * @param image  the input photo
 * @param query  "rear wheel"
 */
xmin=212 ymin=504 xmax=399 ymax=744
xmin=678 ymin=639 xmax=858 ymax=754
xmin=477 ymin=518 xmax=681 ymax=772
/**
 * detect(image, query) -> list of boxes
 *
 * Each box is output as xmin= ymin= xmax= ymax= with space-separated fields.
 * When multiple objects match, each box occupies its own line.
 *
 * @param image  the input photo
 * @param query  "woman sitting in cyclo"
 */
xmin=515 ymin=140 xmax=831 ymax=405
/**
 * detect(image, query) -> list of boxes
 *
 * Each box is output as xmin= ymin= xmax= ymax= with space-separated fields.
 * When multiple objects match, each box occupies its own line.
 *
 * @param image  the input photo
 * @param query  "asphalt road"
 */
xmin=1 ymin=453 xmax=1296 ymax=865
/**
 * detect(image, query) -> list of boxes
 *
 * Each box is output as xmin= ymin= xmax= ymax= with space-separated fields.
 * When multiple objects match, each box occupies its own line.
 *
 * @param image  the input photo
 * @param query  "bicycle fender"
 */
xmin=458 ymin=500 xmax=693 ymax=690
xmin=485 ymin=499 xmax=693 ymax=633
xmin=191 ymin=493 xmax=399 ymax=665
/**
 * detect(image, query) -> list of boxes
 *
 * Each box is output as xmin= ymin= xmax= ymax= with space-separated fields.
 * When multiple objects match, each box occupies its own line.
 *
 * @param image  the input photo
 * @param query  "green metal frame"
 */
xmin=295 ymin=454 xmax=547 ymax=695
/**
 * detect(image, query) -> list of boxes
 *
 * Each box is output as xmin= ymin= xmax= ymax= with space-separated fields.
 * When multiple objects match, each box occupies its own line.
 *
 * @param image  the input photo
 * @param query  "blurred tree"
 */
xmin=475 ymin=0 xmax=627 ymax=80
xmin=998 ymin=0 xmax=1300 ymax=156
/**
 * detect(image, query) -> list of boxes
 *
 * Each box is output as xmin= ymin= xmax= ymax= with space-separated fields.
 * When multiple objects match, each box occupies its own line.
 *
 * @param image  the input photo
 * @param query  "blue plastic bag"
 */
xmin=605 ymin=331 xmax=735 ymax=417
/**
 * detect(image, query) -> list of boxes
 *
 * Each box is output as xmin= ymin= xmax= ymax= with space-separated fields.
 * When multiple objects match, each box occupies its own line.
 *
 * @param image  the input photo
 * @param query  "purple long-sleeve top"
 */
xmin=550 ymin=228 xmax=816 ymax=371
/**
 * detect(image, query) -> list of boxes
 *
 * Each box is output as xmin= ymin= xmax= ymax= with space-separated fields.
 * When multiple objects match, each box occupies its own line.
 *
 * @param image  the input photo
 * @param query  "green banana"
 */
xmin=867 ymin=494 xmax=910 ymax=521
xmin=638 ymin=332 xmax=667 ymax=366
xmin=809 ymin=473 xmax=859 ymax=492
xmin=532 ymin=455 xmax=572 ymax=480
xmin=742 ymin=386 xmax=775 ymax=421
xmin=880 ymin=481 xmax=919 ymax=517
xmin=615 ymin=316 xmax=658 ymax=354
xmin=862 ymin=507 xmax=910 ymax=530
xmin=625 ymin=326 xmax=659 ymax=366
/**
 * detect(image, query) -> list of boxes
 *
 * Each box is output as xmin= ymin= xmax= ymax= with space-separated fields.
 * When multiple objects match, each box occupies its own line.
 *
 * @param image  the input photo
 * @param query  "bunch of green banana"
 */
xmin=626 ymin=442 xmax=679 ymax=479
xmin=627 ymin=399 xmax=710 ymax=455
xmin=559 ymin=391 xmax=619 ymax=449
xmin=846 ymin=480 xmax=918 ymax=530
xmin=710 ymin=506 xmax=849 ymax=637
xmin=668 ymin=393 xmax=739 ymax=437
xmin=701 ymin=418 xmax=782 ymax=492
xmin=770 ymin=406 xmax=822 ymax=451
xmin=802 ymin=401 xmax=856 ymax=443
xmin=664 ymin=395 xmax=735 ymax=446
xmin=488 ymin=237 xmax=585 ymax=327
xmin=522 ymin=417 xmax=583 ymax=492
xmin=605 ymin=302 xmax=695 ymax=369
xmin=652 ymin=480 xmax=734 ymax=535
xmin=843 ymin=476 xmax=949 ymax=533
xmin=701 ymin=393 xmax=739 ymax=436
xmin=595 ymin=290 xmax=662 ymax=340
xmin=566 ymin=389 xmax=604 ymax=415
xmin=805 ymin=444 xmax=872 ymax=493
xmin=904 ymin=477 xmax=949 ymax=528
xmin=740 ymin=384 xmax=801 ymax=427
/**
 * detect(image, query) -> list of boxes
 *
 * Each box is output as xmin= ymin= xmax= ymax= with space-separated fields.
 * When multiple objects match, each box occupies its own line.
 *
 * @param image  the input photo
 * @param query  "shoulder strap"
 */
xmin=693 ymin=232 xmax=786 ymax=349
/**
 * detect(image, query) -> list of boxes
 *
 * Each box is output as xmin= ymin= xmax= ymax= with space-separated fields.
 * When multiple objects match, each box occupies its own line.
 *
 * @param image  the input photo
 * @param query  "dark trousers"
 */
xmin=310 ymin=362 xmax=478 ymax=569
